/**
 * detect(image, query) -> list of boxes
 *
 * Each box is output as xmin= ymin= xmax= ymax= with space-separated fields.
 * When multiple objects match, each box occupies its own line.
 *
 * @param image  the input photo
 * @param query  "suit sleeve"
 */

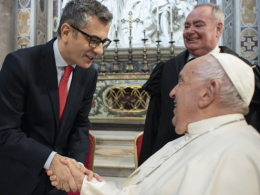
xmin=68 ymin=69 xmax=98 ymax=164
xmin=0 ymin=53 xmax=53 ymax=178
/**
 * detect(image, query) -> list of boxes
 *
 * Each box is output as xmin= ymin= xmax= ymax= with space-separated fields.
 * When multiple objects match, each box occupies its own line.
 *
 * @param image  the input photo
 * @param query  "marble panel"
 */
xmin=224 ymin=13 xmax=233 ymax=24
xmin=19 ymin=0 xmax=30 ymax=9
xmin=223 ymin=0 xmax=234 ymax=50
xmin=52 ymin=17 xmax=59 ymax=33
xmin=224 ymin=3 xmax=232 ymax=19
xmin=37 ymin=0 xmax=46 ymax=18
xmin=0 ymin=0 xmax=15 ymax=68
xmin=36 ymin=0 xmax=46 ymax=29
xmin=224 ymin=22 xmax=233 ymax=49
xmin=17 ymin=37 xmax=31 ymax=49
xmin=17 ymin=8 xmax=31 ymax=36
xmin=240 ymin=27 xmax=258 ymax=60
xmin=223 ymin=0 xmax=231 ymax=8
xmin=36 ymin=30 xmax=46 ymax=45
xmin=240 ymin=0 xmax=257 ymax=27
xmin=53 ymin=0 xmax=59 ymax=37
xmin=35 ymin=0 xmax=47 ymax=46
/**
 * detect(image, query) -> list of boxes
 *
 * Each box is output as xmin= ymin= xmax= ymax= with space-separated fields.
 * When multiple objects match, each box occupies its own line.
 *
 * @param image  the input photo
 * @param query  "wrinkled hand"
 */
xmin=49 ymin=154 xmax=77 ymax=192
xmin=47 ymin=158 xmax=103 ymax=191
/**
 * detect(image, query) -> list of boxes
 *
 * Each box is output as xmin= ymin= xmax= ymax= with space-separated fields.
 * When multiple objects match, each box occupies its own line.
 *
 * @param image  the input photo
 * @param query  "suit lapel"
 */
xmin=40 ymin=38 xmax=59 ymax=132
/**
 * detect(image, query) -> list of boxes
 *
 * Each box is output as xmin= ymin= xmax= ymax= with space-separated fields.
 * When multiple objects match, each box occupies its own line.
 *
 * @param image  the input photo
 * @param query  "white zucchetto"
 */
xmin=210 ymin=53 xmax=255 ymax=106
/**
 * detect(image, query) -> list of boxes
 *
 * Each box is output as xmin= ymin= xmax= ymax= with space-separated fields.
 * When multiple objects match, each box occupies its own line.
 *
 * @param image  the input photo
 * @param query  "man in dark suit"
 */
xmin=139 ymin=3 xmax=260 ymax=165
xmin=0 ymin=0 xmax=112 ymax=194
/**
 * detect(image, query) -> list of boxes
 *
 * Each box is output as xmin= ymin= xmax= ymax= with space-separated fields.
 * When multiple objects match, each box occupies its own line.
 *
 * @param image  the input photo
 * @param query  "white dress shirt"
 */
xmin=188 ymin=44 xmax=220 ymax=61
xmin=43 ymin=39 xmax=76 ymax=169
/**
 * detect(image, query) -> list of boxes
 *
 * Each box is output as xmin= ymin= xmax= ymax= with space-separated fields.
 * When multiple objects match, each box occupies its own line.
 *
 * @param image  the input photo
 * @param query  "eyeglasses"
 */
xmin=70 ymin=25 xmax=111 ymax=49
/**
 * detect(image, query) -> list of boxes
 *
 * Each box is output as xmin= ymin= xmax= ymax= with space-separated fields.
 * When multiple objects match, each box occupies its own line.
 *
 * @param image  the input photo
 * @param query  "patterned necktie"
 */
xmin=59 ymin=65 xmax=73 ymax=123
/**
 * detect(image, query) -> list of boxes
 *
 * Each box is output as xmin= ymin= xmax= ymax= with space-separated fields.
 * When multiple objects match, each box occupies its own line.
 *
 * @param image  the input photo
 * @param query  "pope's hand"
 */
xmin=48 ymin=154 xmax=77 ymax=192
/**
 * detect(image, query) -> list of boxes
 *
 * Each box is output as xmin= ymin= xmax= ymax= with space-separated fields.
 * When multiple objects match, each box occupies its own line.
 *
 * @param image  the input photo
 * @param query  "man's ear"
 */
xmin=198 ymin=81 xmax=219 ymax=108
xmin=60 ymin=23 xmax=72 ymax=43
xmin=216 ymin=22 xmax=223 ymax=37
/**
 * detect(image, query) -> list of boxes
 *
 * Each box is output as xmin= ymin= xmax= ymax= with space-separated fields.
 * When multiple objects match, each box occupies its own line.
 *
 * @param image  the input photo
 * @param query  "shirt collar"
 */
xmin=187 ymin=113 xmax=245 ymax=135
xmin=53 ymin=39 xmax=76 ymax=68
xmin=188 ymin=44 xmax=219 ymax=61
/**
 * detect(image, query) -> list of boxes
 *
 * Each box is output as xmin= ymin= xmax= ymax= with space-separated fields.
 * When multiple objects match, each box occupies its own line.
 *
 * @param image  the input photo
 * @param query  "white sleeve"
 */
xmin=43 ymin=151 xmax=57 ymax=169
xmin=80 ymin=176 xmax=138 ymax=195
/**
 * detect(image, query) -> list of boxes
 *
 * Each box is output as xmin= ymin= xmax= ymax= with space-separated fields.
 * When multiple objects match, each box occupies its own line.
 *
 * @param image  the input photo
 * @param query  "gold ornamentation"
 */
xmin=105 ymin=85 xmax=150 ymax=113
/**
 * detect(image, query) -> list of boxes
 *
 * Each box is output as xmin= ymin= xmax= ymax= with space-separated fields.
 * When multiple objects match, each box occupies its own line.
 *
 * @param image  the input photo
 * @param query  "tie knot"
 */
xmin=63 ymin=66 xmax=73 ymax=78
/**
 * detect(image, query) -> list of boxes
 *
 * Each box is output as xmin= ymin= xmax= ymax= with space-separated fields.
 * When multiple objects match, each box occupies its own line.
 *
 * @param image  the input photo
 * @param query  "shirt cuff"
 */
xmin=78 ymin=162 xmax=84 ymax=166
xmin=44 ymin=151 xmax=57 ymax=169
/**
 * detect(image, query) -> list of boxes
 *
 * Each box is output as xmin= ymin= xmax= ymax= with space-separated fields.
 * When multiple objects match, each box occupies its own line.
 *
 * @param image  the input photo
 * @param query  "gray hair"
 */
xmin=195 ymin=55 xmax=249 ymax=115
xmin=57 ymin=0 xmax=113 ymax=38
xmin=194 ymin=3 xmax=225 ymax=27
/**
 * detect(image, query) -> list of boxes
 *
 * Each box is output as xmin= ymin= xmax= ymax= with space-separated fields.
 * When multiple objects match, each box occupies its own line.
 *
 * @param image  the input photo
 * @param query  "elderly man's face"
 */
xmin=169 ymin=59 xmax=206 ymax=134
xmin=183 ymin=6 xmax=222 ymax=57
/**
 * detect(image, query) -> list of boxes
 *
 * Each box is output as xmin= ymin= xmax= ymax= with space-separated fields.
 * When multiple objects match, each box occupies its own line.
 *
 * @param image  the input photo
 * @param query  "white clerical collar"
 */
xmin=187 ymin=113 xmax=246 ymax=135
xmin=53 ymin=39 xmax=76 ymax=68
xmin=188 ymin=44 xmax=219 ymax=61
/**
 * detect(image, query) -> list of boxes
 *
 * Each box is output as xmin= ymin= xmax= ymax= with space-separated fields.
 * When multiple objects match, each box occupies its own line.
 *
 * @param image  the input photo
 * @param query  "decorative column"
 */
xmin=0 ymin=0 xmax=15 ymax=68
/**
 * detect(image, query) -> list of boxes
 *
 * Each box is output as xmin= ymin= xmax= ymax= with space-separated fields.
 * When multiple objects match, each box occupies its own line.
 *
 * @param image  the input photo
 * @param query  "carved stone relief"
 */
xmin=62 ymin=0 xmax=197 ymax=48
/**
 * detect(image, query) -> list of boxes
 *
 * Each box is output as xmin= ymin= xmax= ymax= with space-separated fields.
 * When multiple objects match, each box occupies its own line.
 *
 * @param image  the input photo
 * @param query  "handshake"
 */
xmin=47 ymin=154 xmax=103 ymax=193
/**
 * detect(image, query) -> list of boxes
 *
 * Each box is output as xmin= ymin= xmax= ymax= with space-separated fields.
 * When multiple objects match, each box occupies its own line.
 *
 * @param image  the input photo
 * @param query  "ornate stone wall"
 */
xmin=16 ymin=0 xmax=32 ymax=49
xmin=222 ymin=0 xmax=259 ymax=66
xmin=36 ymin=0 xmax=47 ymax=45
xmin=223 ymin=0 xmax=234 ymax=50
xmin=15 ymin=0 xmax=61 ymax=49
xmin=0 ymin=0 xmax=15 ymax=69
xmin=52 ymin=0 xmax=60 ymax=38
xmin=239 ymin=0 xmax=258 ymax=65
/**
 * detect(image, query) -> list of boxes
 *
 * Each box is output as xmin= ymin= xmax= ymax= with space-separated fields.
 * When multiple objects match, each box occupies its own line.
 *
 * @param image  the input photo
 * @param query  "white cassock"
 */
xmin=81 ymin=114 xmax=260 ymax=195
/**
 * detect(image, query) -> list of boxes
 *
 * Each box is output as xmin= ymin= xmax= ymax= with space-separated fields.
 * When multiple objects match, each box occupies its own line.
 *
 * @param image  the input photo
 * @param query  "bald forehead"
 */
xmin=182 ymin=56 xmax=212 ymax=74
xmin=180 ymin=60 xmax=201 ymax=79
xmin=193 ymin=5 xmax=213 ymax=15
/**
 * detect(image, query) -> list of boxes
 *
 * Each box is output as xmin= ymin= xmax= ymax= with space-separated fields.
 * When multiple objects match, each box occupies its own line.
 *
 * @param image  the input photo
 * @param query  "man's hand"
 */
xmin=47 ymin=159 xmax=103 ymax=182
xmin=65 ymin=159 xmax=102 ymax=182
xmin=49 ymin=154 xmax=77 ymax=192
xmin=47 ymin=158 xmax=103 ymax=191
xmin=49 ymin=158 xmax=86 ymax=191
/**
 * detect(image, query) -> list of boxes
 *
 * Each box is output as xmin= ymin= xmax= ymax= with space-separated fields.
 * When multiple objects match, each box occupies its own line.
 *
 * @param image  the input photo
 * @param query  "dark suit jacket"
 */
xmin=0 ymin=38 xmax=97 ymax=195
xmin=139 ymin=46 xmax=260 ymax=166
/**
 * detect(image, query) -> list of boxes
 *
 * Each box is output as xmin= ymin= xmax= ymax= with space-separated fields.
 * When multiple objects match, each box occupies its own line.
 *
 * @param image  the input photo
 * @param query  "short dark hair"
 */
xmin=57 ymin=0 xmax=113 ymax=38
